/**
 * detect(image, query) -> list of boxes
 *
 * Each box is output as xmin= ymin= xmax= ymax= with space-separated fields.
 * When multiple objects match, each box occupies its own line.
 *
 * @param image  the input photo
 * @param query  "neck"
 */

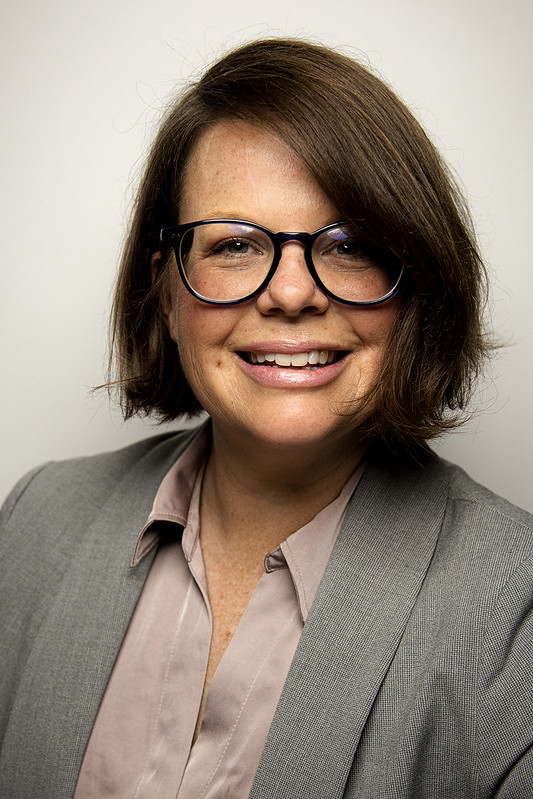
xmin=200 ymin=423 xmax=366 ymax=554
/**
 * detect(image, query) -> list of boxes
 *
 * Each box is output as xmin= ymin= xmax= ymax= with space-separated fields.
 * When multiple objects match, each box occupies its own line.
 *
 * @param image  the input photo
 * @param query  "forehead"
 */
xmin=183 ymin=119 xmax=303 ymax=180
xmin=178 ymin=119 xmax=339 ymax=228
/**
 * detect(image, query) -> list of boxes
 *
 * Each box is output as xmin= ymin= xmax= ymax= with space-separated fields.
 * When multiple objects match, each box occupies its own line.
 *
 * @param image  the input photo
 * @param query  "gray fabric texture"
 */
xmin=0 ymin=426 xmax=532 ymax=798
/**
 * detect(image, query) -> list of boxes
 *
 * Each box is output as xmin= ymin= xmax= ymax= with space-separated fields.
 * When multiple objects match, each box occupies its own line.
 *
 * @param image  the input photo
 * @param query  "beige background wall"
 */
xmin=1 ymin=0 xmax=532 ymax=510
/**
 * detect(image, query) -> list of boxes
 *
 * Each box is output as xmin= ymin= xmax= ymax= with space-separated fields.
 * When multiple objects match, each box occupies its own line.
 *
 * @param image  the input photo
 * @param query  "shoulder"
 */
xmin=443 ymin=456 xmax=533 ymax=529
xmin=0 ymin=424 xmax=203 ymax=537
xmin=392 ymin=454 xmax=533 ymax=659
xmin=373 ymin=444 xmax=533 ymax=541
xmin=0 ymin=424 xmax=204 ymax=669
xmin=436 ymin=456 xmax=533 ymax=568
xmin=362 ymin=446 xmax=533 ymax=592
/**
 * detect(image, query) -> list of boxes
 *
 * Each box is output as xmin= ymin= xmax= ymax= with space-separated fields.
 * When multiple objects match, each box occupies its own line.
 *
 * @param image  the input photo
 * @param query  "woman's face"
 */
xmin=164 ymin=120 xmax=399 ymax=454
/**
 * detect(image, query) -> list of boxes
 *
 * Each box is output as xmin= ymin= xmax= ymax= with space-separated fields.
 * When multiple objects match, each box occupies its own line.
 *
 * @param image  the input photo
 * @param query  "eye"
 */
xmin=318 ymin=228 xmax=376 ymax=265
xmin=211 ymin=237 xmax=257 ymax=256
xmin=330 ymin=239 xmax=366 ymax=258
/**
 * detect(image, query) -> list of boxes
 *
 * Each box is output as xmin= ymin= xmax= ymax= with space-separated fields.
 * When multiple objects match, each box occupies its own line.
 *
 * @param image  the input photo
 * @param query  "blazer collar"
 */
xmin=249 ymin=448 xmax=449 ymax=799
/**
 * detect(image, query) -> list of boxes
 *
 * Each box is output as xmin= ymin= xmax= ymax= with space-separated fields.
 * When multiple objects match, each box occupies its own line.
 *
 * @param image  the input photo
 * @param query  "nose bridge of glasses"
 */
xmin=273 ymin=230 xmax=315 ymax=271
xmin=274 ymin=230 xmax=313 ymax=250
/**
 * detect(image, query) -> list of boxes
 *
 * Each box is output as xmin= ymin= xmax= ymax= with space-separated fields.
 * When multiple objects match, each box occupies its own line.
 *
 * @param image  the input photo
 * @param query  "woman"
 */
xmin=1 ymin=38 xmax=531 ymax=798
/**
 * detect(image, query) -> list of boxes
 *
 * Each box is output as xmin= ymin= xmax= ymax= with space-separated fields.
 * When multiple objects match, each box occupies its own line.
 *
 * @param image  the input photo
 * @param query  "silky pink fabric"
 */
xmin=75 ymin=424 xmax=364 ymax=799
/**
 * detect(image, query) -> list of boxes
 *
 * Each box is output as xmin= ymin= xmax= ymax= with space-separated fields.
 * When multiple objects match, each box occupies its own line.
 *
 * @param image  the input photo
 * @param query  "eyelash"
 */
xmin=210 ymin=237 xmax=263 ymax=255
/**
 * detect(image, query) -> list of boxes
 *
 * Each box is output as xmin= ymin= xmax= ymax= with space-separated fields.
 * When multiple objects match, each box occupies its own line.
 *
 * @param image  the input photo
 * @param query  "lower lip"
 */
xmin=236 ymin=354 xmax=349 ymax=387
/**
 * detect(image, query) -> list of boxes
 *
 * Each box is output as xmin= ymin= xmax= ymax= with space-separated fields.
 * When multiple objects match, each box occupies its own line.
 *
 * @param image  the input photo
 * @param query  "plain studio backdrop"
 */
xmin=1 ymin=0 xmax=532 ymax=511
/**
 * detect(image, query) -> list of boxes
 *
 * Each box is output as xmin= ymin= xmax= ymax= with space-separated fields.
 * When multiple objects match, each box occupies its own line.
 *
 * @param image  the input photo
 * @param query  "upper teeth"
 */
xmin=249 ymin=350 xmax=335 ymax=367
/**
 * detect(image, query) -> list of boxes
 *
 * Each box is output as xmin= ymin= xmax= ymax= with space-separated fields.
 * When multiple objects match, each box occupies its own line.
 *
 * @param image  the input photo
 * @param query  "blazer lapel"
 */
xmin=249 ymin=451 xmax=450 ymax=799
xmin=3 ymin=431 xmax=196 ymax=799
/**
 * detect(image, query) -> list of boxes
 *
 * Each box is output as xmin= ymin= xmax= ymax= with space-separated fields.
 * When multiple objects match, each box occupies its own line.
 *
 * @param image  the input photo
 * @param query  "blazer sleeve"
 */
xmin=478 ymin=552 xmax=533 ymax=797
xmin=0 ymin=463 xmax=56 ymax=744
xmin=496 ymin=748 xmax=533 ymax=797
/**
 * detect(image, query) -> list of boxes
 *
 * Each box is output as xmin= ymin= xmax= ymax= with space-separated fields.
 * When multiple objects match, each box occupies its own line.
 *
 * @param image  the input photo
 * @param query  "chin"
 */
xmin=225 ymin=405 xmax=364 ymax=454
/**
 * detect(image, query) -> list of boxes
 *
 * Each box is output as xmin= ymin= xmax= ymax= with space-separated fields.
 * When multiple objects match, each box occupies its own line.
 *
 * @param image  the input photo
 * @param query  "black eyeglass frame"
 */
xmin=159 ymin=219 xmax=404 ymax=307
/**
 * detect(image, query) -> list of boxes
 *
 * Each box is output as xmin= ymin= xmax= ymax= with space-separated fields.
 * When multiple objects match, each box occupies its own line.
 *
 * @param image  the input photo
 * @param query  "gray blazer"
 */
xmin=1 ymin=427 xmax=532 ymax=798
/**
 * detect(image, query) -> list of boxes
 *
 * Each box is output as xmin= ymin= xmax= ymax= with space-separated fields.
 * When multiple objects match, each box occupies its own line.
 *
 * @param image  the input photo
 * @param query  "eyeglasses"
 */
xmin=159 ymin=219 xmax=403 ymax=306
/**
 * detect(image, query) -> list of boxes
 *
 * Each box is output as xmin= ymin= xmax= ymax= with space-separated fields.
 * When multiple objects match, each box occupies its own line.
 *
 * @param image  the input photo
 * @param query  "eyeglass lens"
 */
xmin=178 ymin=221 xmax=401 ymax=304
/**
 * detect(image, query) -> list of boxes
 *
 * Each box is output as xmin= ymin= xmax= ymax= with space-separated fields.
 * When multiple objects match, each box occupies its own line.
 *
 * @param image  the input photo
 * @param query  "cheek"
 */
xmin=347 ymin=302 xmax=400 ymax=393
xmin=174 ymin=310 xmax=212 ymax=401
xmin=173 ymin=290 xmax=236 ymax=380
xmin=349 ymin=299 xmax=400 ymax=348
xmin=174 ymin=300 xmax=246 ymax=418
xmin=174 ymin=297 xmax=207 ymax=372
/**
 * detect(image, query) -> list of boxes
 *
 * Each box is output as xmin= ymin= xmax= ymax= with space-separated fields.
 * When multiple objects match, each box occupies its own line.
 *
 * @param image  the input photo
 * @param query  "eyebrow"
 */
xmin=180 ymin=214 xmax=346 ymax=232
xmin=188 ymin=212 xmax=260 ymax=224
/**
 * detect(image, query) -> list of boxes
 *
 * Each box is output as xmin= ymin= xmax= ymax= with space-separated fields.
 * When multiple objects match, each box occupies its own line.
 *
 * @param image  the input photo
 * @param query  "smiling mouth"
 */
xmin=240 ymin=350 xmax=347 ymax=368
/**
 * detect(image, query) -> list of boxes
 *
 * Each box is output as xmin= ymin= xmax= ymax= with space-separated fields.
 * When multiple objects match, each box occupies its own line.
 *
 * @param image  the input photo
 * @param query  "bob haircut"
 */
xmin=109 ymin=37 xmax=490 ymax=448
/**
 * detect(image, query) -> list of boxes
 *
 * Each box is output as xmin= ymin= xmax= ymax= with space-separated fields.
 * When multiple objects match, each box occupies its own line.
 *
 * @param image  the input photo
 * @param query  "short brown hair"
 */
xmin=109 ymin=38 xmax=490 ymax=448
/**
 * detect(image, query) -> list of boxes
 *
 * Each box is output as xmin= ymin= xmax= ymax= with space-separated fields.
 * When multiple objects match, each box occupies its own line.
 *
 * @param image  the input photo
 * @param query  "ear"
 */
xmin=151 ymin=251 xmax=177 ymax=342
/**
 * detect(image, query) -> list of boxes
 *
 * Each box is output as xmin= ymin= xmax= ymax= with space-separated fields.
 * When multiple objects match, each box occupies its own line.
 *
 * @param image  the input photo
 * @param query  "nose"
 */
xmin=255 ymin=241 xmax=329 ymax=317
